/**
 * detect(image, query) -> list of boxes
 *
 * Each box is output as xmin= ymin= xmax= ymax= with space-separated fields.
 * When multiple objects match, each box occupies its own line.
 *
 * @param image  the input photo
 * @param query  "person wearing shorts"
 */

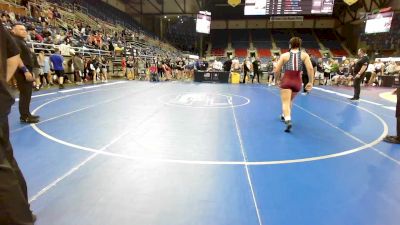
xmin=49 ymin=48 xmax=65 ymax=89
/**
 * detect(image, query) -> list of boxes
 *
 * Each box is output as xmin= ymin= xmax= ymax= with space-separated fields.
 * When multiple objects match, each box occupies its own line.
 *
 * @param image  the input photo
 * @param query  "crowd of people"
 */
xmin=319 ymin=58 xmax=400 ymax=87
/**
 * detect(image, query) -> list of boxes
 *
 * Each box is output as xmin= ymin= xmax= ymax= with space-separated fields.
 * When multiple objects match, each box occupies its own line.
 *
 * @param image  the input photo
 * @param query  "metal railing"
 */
xmin=27 ymin=41 xmax=111 ymax=57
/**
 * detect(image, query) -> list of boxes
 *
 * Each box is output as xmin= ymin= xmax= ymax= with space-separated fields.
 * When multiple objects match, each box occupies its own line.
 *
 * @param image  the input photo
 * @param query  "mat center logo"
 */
xmin=161 ymin=93 xmax=249 ymax=108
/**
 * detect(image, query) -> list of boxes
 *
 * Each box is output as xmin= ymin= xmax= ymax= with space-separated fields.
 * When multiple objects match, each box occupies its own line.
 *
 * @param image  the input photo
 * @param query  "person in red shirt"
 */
xmin=121 ymin=56 xmax=127 ymax=78
xmin=149 ymin=60 xmax=159 ymax=82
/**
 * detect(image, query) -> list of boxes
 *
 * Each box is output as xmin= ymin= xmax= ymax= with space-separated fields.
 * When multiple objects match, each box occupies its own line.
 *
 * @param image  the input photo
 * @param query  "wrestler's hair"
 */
xmin=289 ymin=37 xmax=302 ymax=49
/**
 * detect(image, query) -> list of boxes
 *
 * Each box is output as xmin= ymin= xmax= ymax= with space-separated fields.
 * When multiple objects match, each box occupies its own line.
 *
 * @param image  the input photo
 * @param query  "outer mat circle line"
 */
xmin=31 ymin=87 xmax=388 ymax=166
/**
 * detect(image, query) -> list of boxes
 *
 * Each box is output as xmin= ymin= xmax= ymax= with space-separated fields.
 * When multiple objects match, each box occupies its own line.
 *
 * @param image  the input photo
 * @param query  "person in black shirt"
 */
xmin=223 ymin=57 xmax=233 ymax=72
xmin=252 ymin=57 xmax=261 ymax=84
xmin=11 ymin=23 xmax=39 ymax=123
xmin=316 ymin=58 xmax=324 ymax=85
xmin=383 ymin=75 xmax=400 ymax=144
xmin=350 ymin=48 xmax=369 ymax=101
xmin=176 ymin=58 xmax=185 ymax=80
xmin=0 ymin=22 xmax=35 ymax=225
xmin=302 ymin=53 xmax=317 ymax=93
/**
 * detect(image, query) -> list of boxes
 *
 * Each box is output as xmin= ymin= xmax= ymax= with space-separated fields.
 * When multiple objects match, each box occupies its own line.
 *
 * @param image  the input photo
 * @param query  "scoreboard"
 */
xmin=244 ymin=0 xmax=335 ymax=15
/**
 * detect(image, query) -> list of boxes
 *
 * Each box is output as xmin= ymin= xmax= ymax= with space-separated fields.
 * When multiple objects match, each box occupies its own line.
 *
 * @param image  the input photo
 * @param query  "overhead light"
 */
xmin=164 ymin=16 xmax=167 ymax=18
xmin=228 ymin=0 xmax=241 ymax=7
xmin=343 ymin=0 xmax=358 ymax=6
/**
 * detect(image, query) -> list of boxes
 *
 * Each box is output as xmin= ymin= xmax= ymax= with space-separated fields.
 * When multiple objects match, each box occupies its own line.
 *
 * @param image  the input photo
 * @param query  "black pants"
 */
xmin=365 ymin=72 xmax=372 ymax=84
xmin=39 ymin=73 xmax=49 ymax=86
xmin=302 ymin=74 xmax=309 ymax=92
xmin=15 ymin=74 xmax=33 ymax=118
xmin=74 ymin=71 xmax=82 ymax=82
xmin=353 ymin=74 xmax=365 ymax=99
xmin=252 ymin=71 xmax=260 ymax=83
xmin=397 ymin=88 xmax=400 ymax=137
xmin=0 ymin=120 xmax=33 ymax=225
xmin=243 ymin=70 xmax=248 ymax=83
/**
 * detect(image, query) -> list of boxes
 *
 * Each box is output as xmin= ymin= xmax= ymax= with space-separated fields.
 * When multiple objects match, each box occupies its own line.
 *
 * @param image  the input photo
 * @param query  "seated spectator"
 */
xmin=331 ymin=66 xmax=345 ymax=86
xmin=29 ymin=29 xmax=44 ymax=42
xmin=386 ymin=61 xmax=397 ymax=76
xmin=364 ymin=62 xmax=375 ymax=86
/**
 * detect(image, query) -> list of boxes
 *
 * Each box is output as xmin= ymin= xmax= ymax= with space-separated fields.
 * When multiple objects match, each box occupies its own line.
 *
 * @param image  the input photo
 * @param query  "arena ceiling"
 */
xmin=123 ymin=0 xmax=396 ymax=21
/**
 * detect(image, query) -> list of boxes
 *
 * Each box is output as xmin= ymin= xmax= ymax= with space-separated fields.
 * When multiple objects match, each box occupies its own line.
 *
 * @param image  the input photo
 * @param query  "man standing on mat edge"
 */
xmin=0 ymin=22 xmax=36 ymax=225
xmin=349 ymin=48 xmax=369 ymax=101
xmin=274 ymin=37 xmax=314 ymax=132
xmin=383 ymin=75 xmax=400 ymax=144
xmin=11 ymin=23 xmax=40 ymax=123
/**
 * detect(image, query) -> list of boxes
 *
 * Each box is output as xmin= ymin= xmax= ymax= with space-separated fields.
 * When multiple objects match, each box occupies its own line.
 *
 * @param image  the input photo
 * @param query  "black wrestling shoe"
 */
xmin=383 ymin=135 xmax=400 ymax=144
xmin=284 ymin=120 xmax=292 ymax=133
xmin=29 ymin=114 xmax=40 ymax=119
xmin=280 ymin=115 xmax=285 ymax=122
xmin=20 ymin=116 xmax=39 ymax=124
xmin=348 ymin=97 xmax=359 ymax=101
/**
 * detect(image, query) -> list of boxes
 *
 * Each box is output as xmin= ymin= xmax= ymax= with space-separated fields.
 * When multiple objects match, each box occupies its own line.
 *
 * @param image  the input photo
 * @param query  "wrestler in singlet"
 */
xmin=274 ymin=37 xmax=314 ymax=133
xmin=280 ymin=50 xmax=303 ymax=93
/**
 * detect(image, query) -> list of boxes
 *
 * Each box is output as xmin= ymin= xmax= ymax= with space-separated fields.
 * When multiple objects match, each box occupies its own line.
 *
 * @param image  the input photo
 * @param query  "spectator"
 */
xmin=31 ymin=48 xmax=41 ymax=91
xmin=149 ymin=60 xmax=159 ymax=82
xmin=242 ymin=57 xmax=253 ymax=83
xmin=49 ymin=48 xmax=65 ymax=89
xmin=126 ymin=56 xmax=134 ymax=80
xmin=72 ymin=52 xmax=84 ymax=84
xmin=121 ymin=56 xmax=127 ymax=77
xmin=37 ymin=50 xmax=51 ymax=87
xmin=99 ymin=56 xmax=108 ymax=83
xmin=252 ymin=57 xmax=261 ymax=84
xmin=11 ymin=23 xmax=39 ymax=123
xmin=349 ymin=48 xmax=369 ymax=101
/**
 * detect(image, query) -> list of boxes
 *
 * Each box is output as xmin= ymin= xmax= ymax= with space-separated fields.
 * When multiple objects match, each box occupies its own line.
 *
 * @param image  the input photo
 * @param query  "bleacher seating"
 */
xmin=207 ymin=28 xmax=355 ymax=58
xmin=331 ymin=49 xmax=349 ymax=57
xmin=292 ymin=29 xmax=319 ymax=49
xmin=0 ymin=2 xmax=27 ymax=16
xmin=315 ymin=29 xmax=341 ymax=49
xmin=360 ymin=13 xmax=400 ymax=51
xmin=211 ymin=29 xmax=228 ymax=49
xmin=280 ymin=48 xmax=289 ymax=53
xmin=257 ymin=48 xmax=271 ymax=57
xmin=260 ymin=57 xmax=269 ymax=64
xmin=231 ymin=29 xmax=249 ymax=48
xmin=211 ymin=48 xmax=225 ymax=56
xmin=272 ymin=29 xmax=292 ymax=49
xmin=235 ymin=48 xmax=247 ymax=57
xmin=166 ymin=17 xmax=197 ymax=53
xmin=315 ymin=29 xmax=348 ymax=56
xmin=48 ymin=0 xmax=148 ymax=36
xmin=308 ymin=48 xmax=322 ymax=58
xmin=252 ymin=29 xmax=272 ymax=49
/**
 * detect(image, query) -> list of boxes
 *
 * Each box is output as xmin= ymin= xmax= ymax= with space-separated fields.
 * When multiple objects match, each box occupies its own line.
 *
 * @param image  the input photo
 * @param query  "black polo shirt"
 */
xmin=354 ymin=55 xmax=369 ymax=75
xmin=252 ymin=60 xmax=260 ymax=73
xmin=12 ymin=35 xmax=33 ymax=71
xmin=302 ymin=57 xmax=317 ymax=77
xmin=0 ymin=23 xmax=20 ymax=119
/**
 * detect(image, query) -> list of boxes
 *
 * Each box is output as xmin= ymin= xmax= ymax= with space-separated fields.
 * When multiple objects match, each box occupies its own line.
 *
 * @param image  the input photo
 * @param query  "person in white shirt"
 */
xmin=365 ymin=61 xmax=375 ymax=86
xmin=231 ymin=57 xmax=240 ymax=72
